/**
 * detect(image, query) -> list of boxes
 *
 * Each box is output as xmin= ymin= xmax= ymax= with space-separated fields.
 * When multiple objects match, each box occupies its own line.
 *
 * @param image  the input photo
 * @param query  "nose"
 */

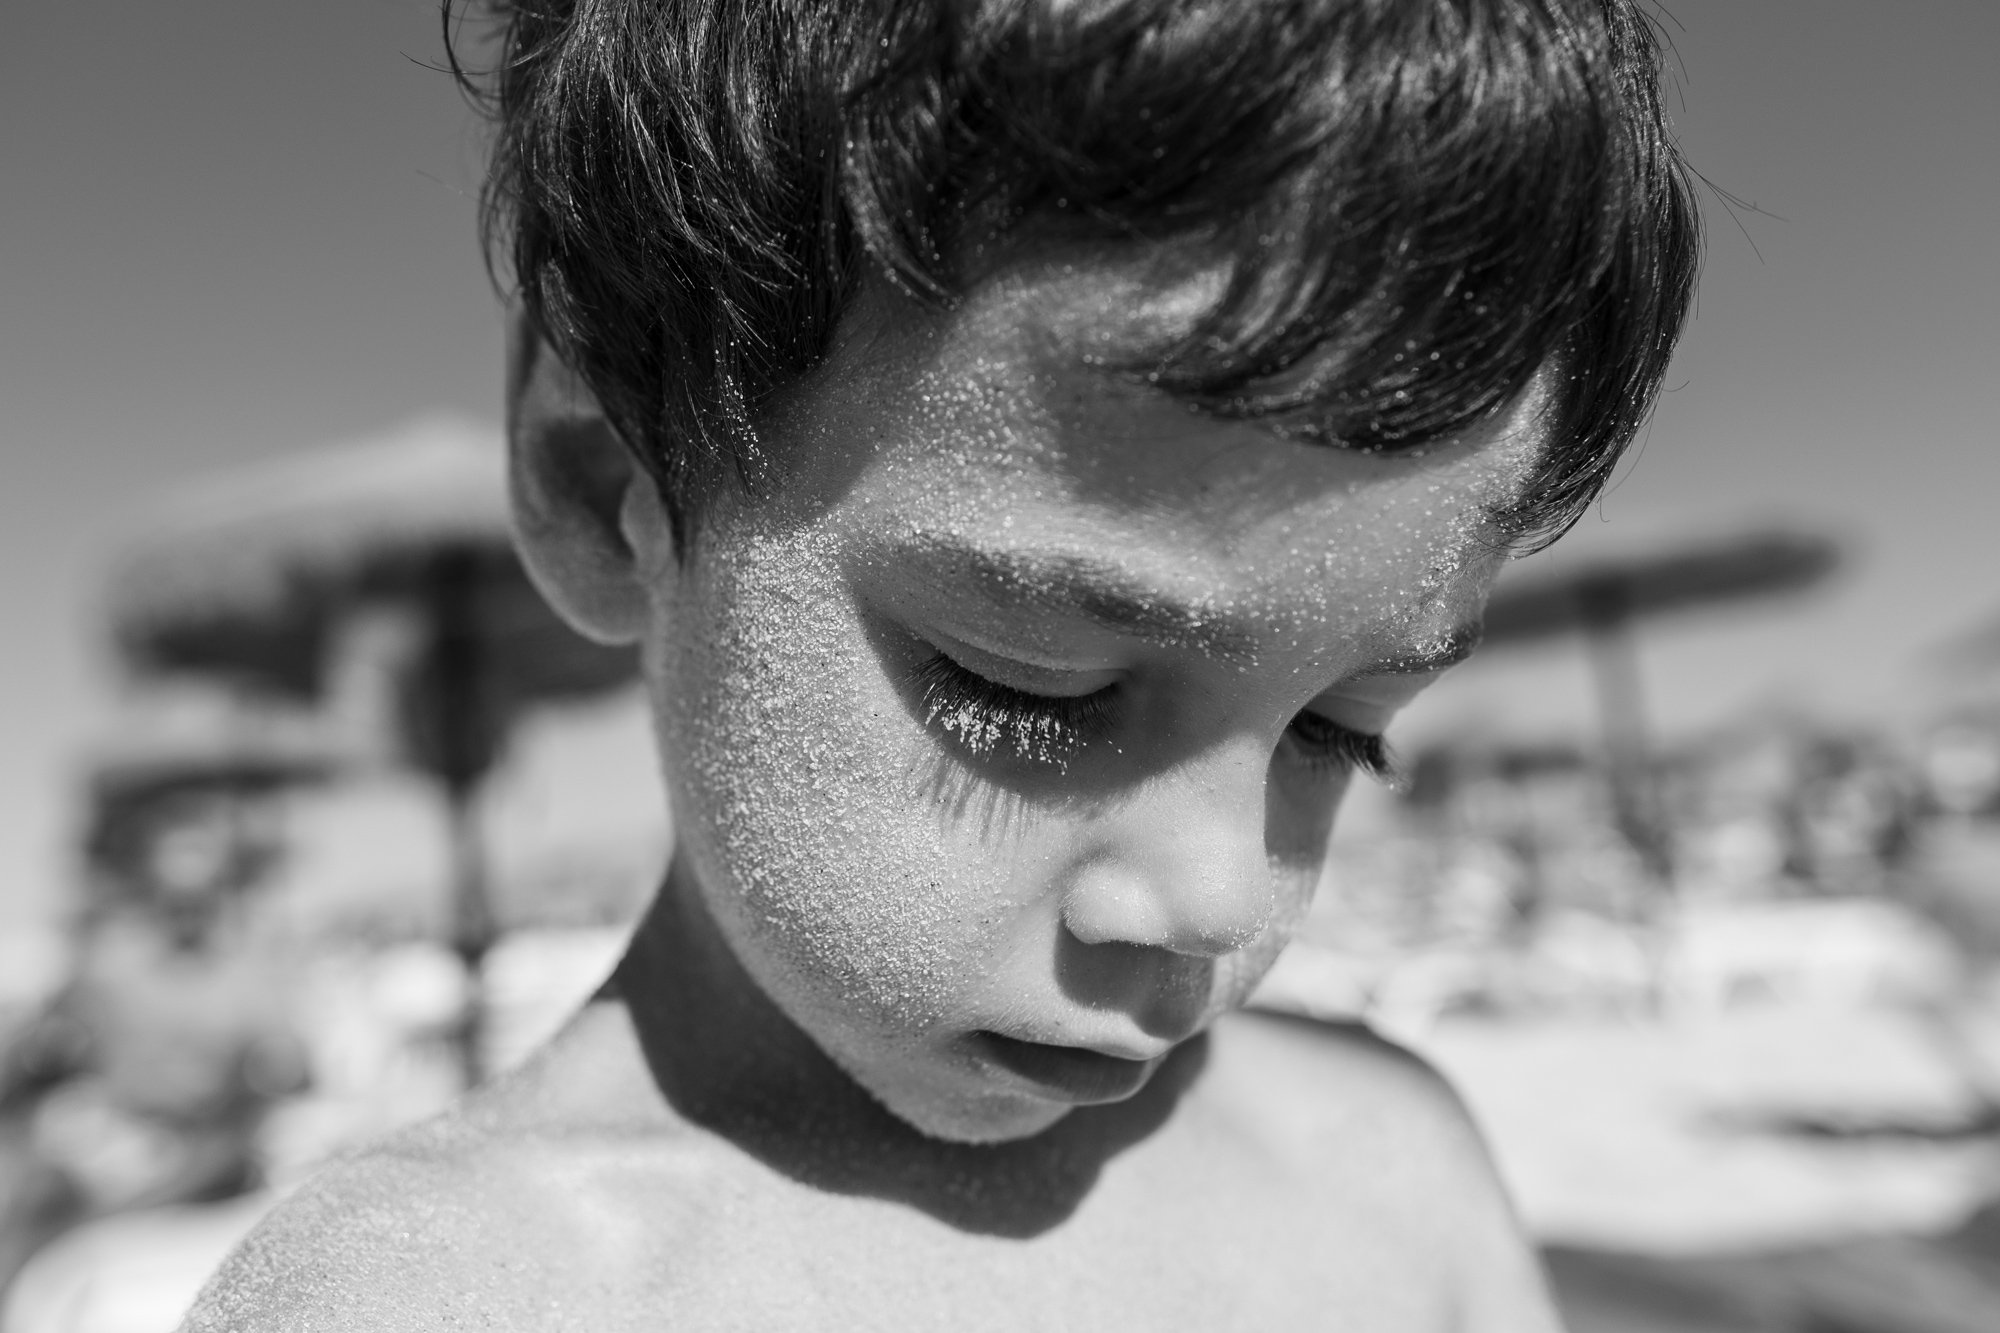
xmin=1058 ymin=744 xmax=1274 ymax=958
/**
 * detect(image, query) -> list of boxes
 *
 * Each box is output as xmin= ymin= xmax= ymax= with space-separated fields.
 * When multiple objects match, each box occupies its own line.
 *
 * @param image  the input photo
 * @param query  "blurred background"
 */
xmin=2 ymin=1 xmax=1997 ymax=1329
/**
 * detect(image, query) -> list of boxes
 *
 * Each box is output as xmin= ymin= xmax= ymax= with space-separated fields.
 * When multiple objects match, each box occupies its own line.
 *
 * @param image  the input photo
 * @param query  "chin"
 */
xmin=893 ymin=1093 xmax=1074 ymax=1146
xmin=848 ymin=1061 xmax=1075 ymax=1145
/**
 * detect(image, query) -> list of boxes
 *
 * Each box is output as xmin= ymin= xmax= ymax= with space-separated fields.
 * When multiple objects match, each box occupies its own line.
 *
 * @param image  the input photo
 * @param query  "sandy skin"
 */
xmin=182 ymin=941 xmax=1558 ymax=1331
xmin=186 ymin=248 xmax=1564 ymax=1330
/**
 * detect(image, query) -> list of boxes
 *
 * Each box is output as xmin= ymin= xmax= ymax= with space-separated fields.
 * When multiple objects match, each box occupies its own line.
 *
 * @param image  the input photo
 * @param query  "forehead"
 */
xmin=750 ymin=249 xmax=1548 ymax=652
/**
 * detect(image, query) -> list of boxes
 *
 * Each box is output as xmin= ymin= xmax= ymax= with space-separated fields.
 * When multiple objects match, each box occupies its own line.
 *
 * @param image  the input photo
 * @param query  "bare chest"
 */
xmin=561 ymin=1145 xmax=1459 ymax=1333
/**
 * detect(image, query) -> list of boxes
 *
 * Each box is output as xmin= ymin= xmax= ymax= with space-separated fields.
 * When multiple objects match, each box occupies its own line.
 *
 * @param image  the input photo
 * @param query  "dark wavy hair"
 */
xmin=450 ymin=0 xmax=1699 ymax=548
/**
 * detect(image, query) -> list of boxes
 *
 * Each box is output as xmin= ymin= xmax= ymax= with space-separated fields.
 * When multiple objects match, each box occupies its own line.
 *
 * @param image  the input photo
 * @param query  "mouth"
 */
xmin=970 ymin=1031 xmax=1161 ymax=1104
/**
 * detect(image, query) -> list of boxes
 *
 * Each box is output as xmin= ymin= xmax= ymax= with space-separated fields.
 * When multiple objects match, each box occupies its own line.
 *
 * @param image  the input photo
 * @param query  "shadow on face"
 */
xmin=613 ymin=883 xmax=1212 ymax=1237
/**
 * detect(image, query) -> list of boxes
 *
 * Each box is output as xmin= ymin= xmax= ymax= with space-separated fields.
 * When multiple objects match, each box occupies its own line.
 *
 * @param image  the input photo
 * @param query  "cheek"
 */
xmin=655 ymin=526 xmax=1015 ymax=1035
xmin=1266 ymin=763 xmax=1346 ymax=868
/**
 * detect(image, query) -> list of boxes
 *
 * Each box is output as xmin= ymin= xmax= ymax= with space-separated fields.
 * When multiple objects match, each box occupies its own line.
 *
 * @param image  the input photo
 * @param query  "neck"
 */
xmin=610 ymin=854 xmax=1208 ymax=1236
xmin=616 ymin=856 xmax=891 ymax=1136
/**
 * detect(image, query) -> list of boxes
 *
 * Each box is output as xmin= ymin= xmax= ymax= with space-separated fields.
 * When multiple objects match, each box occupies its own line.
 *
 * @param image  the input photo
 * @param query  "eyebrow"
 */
xmin=881 ymin=533 xmax=1254 ymax=661
xmin=883 ymin=532 xmax=1484 ymax=676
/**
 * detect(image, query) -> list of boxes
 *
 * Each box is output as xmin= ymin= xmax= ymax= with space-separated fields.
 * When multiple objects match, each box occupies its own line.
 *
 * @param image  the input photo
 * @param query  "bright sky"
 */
xmin=4 ymin=1 xmax=1998 ymax=925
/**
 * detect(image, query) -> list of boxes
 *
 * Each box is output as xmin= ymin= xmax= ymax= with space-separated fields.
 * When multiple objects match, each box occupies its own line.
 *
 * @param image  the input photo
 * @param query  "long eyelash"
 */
xmin=1286 ymin=711 xmax=1400 ymax=786
xmin=911 ymin=653 xmax=1116 ymax=773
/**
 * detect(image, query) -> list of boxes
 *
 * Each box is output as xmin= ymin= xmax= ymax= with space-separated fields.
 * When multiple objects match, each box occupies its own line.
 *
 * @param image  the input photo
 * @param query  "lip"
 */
xmin=970 ymin=1031 xmax=1161 ymax=1104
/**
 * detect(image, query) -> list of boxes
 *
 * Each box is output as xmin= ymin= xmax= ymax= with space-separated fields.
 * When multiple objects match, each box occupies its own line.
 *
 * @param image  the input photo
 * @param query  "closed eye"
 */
xmin=913 ymin=646 xmax=1398 ymax=785
xmin=1282 ymin=710 xmax=1397 ymax=784
xmin=911 ymin=652 xmax=1119 ymax=773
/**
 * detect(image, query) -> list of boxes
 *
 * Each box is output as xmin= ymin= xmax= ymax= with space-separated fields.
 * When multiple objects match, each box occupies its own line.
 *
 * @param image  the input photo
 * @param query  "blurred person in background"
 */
xmin=0 ymin=776 xmax=306 ymax=1297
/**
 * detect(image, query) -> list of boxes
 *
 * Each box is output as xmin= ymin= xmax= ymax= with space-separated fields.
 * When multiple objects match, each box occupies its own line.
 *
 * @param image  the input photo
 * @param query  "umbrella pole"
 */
xmin=420 ymin=546 xmax=503 ymax=1089
xmin=443 ymin=774 xmax=494 ymax=1087
xmin=1579 ymin=581 xmax=1676 ymax=1008
xmin=1583 ymin=606 xmax=1669 ymax=873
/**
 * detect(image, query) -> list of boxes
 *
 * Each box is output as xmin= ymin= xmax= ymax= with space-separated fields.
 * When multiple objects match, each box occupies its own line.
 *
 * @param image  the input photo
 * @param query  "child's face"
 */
xmin=633 ymin=248 xmax=1546 ymax=1143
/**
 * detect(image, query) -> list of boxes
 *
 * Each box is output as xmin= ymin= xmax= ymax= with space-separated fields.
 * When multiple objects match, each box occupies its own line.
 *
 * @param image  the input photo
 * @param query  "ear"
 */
xmin=505 ymin=306 xmax=675 ymax=645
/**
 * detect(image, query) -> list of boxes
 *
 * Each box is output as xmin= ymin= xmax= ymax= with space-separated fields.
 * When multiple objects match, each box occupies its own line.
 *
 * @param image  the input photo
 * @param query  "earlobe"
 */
xmin=505 ymin=308 xmax=672 ymax=645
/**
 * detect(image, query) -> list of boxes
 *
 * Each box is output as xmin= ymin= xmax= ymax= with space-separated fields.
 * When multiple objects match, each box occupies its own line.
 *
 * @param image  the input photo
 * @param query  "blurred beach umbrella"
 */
xmin=1482 ymin=530 xmax=1840 ymax=646
xmin=1480 ymin=528 xmax=1841 ymax=882
xmin=108 ymin=417 xmax=629 ymax=711
xmin=104 ymin=418 xmax=638 ymax=1081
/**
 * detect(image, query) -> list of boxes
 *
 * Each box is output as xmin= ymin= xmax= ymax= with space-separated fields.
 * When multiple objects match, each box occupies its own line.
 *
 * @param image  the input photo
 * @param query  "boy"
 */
xmin=188 ymin=0 xmax=1696 ymax=1327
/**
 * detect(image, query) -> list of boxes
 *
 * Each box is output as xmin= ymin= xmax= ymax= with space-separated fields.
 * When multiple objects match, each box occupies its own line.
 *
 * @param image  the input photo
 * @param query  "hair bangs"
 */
xmin=462 ymin=0 xmax=1698 ymax=547
xmin=843 ymin=0 xmax=1698 ymax=546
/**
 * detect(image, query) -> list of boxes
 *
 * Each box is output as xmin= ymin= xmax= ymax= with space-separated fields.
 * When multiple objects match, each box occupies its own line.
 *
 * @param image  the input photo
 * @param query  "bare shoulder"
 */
xmin=179 ymin=1118 xmax=489 ymax=1332
xmin=1204 ymin=1009 xmax=1563 ymax=1333
xmin=180 ymin=1012 xmax=735 ymax=1332
xmin=180 ymin=1111 xmax=665 ymax=1331
xmin=1211 ymin=1007 xmax=1488 ymax=1150
xmin=1200 ymin=1009 xmax=1505 ymax=1237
